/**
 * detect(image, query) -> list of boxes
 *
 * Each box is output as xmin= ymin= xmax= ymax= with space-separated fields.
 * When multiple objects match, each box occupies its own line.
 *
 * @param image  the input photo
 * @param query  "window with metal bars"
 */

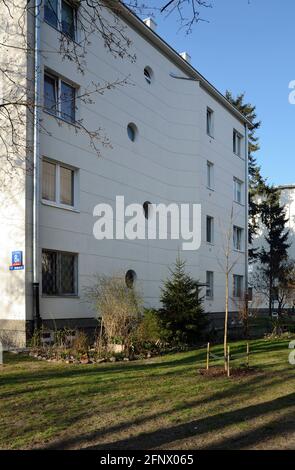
xmin=42 ymin=250 xmax=78 ymax=296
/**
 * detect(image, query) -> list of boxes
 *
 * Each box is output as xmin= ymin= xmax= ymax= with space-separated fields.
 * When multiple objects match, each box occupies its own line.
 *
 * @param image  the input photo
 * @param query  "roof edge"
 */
xmin=107 ymin=1 xmax=254 ymax=129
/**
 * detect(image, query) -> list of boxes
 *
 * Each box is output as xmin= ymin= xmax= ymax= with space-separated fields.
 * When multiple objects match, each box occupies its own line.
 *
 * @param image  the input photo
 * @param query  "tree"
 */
xmin=257 ymin=187 xmax=291 ymax=316
xmin=159 ymin=256 xmax=206 ymax=344
xmin=225 ymin=91 xmax=266 ymax=261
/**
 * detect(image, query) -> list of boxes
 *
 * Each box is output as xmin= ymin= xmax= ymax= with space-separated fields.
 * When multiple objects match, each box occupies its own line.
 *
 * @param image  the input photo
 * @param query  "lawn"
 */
xmin=0 ymin=338 xmax=295 ymax=450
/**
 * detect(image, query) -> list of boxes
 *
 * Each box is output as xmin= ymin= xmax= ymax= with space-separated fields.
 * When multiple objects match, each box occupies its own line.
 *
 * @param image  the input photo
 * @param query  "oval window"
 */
xmin=143 ymin=201 xmax=152 ymax=219
xmin=144 ymin=66 xmax=153 ymax=85
xmin=125 ymin=270 xmax=137 ymax=288
xmin=127 ymin=123 xmax=137 ymax=142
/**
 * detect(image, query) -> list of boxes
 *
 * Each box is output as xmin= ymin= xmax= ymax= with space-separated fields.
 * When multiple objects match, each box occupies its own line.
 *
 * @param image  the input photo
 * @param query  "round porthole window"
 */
xmin=127 ymin=123 xmax=137 ymax=142
xmin=125 ymin=270 xmax=137 ymax=288
xmin=144 ymin=66 xmax=153 ymax=84
xmin=143 ymin=201 xmax=152 ymax=219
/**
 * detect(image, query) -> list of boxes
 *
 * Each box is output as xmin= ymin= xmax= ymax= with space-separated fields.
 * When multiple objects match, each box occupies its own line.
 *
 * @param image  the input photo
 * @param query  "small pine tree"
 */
xmin=259 ymin=187 xmax=290 ymax=316
xmin=159 ymin=257 xmax=206 ymax=345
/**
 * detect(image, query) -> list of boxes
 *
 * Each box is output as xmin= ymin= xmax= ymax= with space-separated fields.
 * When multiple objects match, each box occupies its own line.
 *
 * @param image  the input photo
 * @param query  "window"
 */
xmin=206 ymin=271 xmax=214 ymax=299
xmin=42 ymin=159 xmax=76 ymax=208
xmin=233 ymin=274 xmax=244 ymax=298
xmin=143 ymin=201 xmax=152 ymax=219
xmin=60 ymin=81 xmax=75 ymax=122
xmin=233 ymin=130 xmax=242 ymax=156
xmin=233 ymin=177 xmax=243 ymax=204
xmin=206 ymin=216 xmax=214 ymax=244
xmin=144 ymin=66 xmax=153 ymax=84
xmin=233 ymin=225 xmax=243 ymax=251
xmin=44 ymin=0 xmax=58 ymax=29
xmin=125 ymin=270 xmax=137 ymax=288
xmin=42 ymin=249 xmax=78 ymax=296
xmin=207 ymin=161 xmax=214 ymax=189
xmin=44 ymin=72 xmax=76 ymax=123
xmin=127 ymin=123 xmax=137 ymax=142
xmin=44 ymin=0 xmax=77 ymax=40
xmin=207 ymin=108 xmax=214 ymax=137
xmin=44 ymin=74 xmax=58 ymax=116
xmin=61 ymin=0 xmax=76 ymax=39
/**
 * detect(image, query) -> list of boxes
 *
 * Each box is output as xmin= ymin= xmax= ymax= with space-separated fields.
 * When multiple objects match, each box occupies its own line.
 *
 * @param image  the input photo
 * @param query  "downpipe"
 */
xmin=32 ymin=0 xmax=42 ymax=330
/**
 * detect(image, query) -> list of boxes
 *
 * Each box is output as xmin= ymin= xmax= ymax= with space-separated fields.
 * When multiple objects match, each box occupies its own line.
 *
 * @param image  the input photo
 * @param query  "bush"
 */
xmin=85 ymin=273 xmax=143 ymax=352
xmin=132 ymin=309 xmax=167 ymax=352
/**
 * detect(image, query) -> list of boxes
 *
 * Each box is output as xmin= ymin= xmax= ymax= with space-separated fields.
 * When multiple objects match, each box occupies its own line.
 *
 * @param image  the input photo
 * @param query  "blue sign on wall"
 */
xmin=12 ymin=251 xmax=23 ymax=266
xmin=10 ymin=251 xmax=24 ymax=271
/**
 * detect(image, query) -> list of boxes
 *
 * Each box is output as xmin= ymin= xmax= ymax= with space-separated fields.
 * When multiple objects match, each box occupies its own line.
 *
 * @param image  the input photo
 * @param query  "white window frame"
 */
xmin=233 ymin=225 xmax=244 ymax=251
xmin=206 ymin=271 xmax=214 ymax=299
xmin=44 ymin=71 xmax=77 ymax=124
xmin=207 ymin=107 xmax=214 ymax=137
xmin=233 ymin=129 xmax=243 ymax=157
xmin=44 ymin=0 xmax=78 ymax=41
xmin=233 ymin=177 xmax=243 ymax=204
xmin=233 ymin=274 xmax=244 ymax=299
xmin=41 ymin=158 xmax=79 ymax=211
xmin=207 ymin=161 xmax=214 ymax=190
xmin=206 ymin=215 xmax=214 ymax=244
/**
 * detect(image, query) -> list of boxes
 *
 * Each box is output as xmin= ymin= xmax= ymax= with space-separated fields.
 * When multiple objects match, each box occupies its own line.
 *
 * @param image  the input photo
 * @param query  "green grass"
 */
xmin=0 ymin=338 xmax=295 ymax=450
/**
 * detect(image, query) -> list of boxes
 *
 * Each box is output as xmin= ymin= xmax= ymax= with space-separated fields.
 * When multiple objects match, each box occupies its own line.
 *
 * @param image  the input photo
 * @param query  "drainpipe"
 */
xmin=32 ymin=0 xmax=42 ymax=331
xmin=244 ymin=124 xmax=249 ymax=307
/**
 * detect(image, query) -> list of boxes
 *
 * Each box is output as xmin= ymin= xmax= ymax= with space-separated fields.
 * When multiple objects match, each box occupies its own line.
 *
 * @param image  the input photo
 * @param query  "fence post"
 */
xmin=0 ymin=341 xmax=3 ymax=366
xmin=206 ymin=342 xmax=210 ymax=370
xmin=246 ymin=342 xmax=249 ymax=368
xmin=227 ymin=346 xmax=230 ymax=377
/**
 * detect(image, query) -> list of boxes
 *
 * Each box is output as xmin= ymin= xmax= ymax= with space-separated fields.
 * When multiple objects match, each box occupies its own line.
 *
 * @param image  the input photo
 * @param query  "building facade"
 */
xmin=0 ymin=0 xmax=250 ymax=346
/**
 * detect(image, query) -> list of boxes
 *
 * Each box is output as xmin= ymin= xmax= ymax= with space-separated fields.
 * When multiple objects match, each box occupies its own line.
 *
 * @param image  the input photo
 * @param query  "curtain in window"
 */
xmin=60 ymin=166 xmax=74 ymax=205
xmin=42 ymin=161 xmax=56 ymax=201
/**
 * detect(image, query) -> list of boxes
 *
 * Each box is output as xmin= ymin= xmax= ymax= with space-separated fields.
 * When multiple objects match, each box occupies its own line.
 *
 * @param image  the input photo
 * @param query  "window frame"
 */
xmin=206 ymin=215 xmax=214 ymax=244
xmin=44 ymin=0 xmax=78 ymax=41
xmin=233 ymin=274 xmax=244 ymax=299
xmin=206 ymin=271 xmax=214 ymax=299
xmin=206 ymin=107 xmax=214 ymax=138
xmin=207 ymin=161 xmax=214 ymax=190
xmin=44 ymin=71 xmax=77 ymax=124
xmin=233 ymin=177 xmax=243 ymax=204
xmin=233 ymin=225 xmax=244 ymax=252
xmin=42 ymin=249 xmax=79 ymax=297
xmin=233 ymin=129 xmax=243 ymax=157
xmin=41 ymin=158 xmax=79 ymax=211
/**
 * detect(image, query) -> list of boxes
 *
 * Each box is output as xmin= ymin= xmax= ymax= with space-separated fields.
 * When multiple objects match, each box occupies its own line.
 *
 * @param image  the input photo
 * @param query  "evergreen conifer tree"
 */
xmin=160 ymin=257 xmax=206 ymax=344
xmin=259 ymin=187 xmax=290 ymax=316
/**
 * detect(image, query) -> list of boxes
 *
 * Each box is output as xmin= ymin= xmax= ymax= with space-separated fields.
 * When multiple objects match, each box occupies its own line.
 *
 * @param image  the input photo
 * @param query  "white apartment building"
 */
xmin=0 ymin=0 xmax=251 ymax=346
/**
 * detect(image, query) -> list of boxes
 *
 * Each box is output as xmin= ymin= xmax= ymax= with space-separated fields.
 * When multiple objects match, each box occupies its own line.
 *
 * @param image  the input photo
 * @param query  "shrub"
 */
xmin=85 ymin=273 xmax=143 ymax=352
xmin=132 ymin=309 xmax=167 ymax=352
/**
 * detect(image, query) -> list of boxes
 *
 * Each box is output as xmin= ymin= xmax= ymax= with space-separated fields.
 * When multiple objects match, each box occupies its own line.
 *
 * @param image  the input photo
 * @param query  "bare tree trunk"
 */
xmin=224 ymin=272 xmax=229 ymax=371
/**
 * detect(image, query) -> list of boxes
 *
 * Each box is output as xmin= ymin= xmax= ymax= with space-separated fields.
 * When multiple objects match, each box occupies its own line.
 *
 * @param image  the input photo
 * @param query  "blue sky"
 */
xmin=139 ymin=0 xmax=295 ymax=186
